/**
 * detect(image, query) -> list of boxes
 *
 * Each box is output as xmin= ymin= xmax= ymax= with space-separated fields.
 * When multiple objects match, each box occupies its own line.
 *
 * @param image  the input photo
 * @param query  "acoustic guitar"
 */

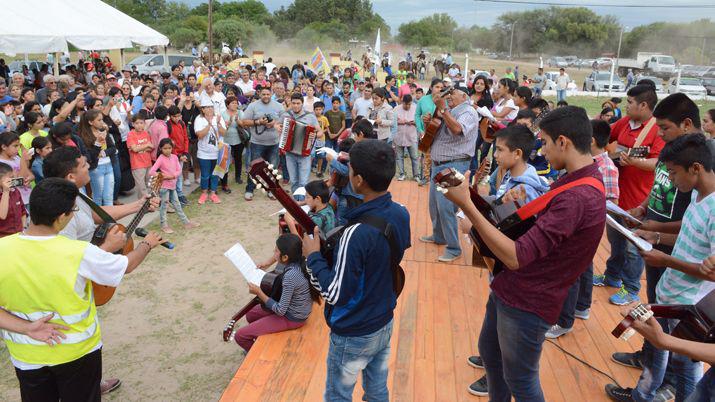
xmin=89 ymin=173 xmax=163 ymax=306
xmin=418 ymin=88 xmax=452 ymax=153
xmin=222 ymin=270 xmax=282 ymax=342
xmin=612 ymin=290 xmax=715 ymax=343
xmin=609 ymin=145 xmax=650 ymax=166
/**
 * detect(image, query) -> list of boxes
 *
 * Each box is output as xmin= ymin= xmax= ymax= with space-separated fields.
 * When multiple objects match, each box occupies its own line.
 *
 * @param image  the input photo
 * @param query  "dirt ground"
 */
xmin=0 ymin=177 xmax=285 ymax=401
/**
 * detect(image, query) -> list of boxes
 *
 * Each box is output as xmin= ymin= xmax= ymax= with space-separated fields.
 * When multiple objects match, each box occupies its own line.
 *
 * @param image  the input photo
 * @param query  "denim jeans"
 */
xmin=325 ymin=320 xmax=393 ymax=402
xmin=285 ymin=153 xmax=311 ymax=201
xmin=686 ymin=368 xmax=715 ymax=402
xmin=198 ymin=158 xmax=218 ymax=192
xmin=279 ymin=153 xmax=289 ymax=182
xmin=246 ymin=143 xmax=279 ymax=193
xmin=633 ymin=319 xmax=703 ymax=402
xmin=395 ymin=144 xmax=419 ymax=178
xmin=159 ymin=188 xmax=189 ymax=226
xmin=557 ymin=263 xmax=593 ymax=328
xmin=176 ymin=161 xmax=185 ymax=198
xmin=89 ymin=162 xmax=114 ymax=206
xmin=111 ymin=157 xmax=121 ymax=201
xmin=479 ymin=293 xmax=551 ymax=402
xmin=604 ymin=217 xmax=645 ymax=294
xmin=429 ymin=159 xmax=470 ymax=257
xmin=556 ymin=89 xmax=567 ymax=102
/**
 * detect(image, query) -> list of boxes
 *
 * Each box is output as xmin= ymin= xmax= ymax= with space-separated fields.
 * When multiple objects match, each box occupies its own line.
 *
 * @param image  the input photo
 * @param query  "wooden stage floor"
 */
xmin=220 ymin=181 xmax=646 ymax=401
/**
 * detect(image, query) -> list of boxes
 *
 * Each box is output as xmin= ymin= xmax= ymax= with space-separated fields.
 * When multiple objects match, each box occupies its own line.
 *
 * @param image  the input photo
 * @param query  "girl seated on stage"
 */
xmin=234 ymin=234 xmax=321 ymax=352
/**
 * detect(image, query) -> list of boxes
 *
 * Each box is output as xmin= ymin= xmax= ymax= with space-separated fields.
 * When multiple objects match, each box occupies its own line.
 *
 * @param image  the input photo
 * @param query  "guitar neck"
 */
xmin=125 ymin=200 xmax=151 ymax=237
xmin=270 ymin=185 xmax=316 ymax=234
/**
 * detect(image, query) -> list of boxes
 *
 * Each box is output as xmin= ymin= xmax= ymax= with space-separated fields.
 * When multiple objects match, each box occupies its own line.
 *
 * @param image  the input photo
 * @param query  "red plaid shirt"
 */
xmin=593 ymin=152 xmax=619 ymax=203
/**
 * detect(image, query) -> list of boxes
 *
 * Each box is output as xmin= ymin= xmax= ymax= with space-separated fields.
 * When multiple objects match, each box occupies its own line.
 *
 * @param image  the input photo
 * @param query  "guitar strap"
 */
xmin=514 ymin=177 xmax=605 ymax=222
xmin=633 ymin=117 xmax=656 ymax=148
xmin=78 ymin=192 xmax=116 ymax=224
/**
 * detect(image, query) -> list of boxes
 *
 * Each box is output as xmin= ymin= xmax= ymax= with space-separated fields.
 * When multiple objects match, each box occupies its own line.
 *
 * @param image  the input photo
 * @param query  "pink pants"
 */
xmin=234 ymin=304 xmax=305 ymax=351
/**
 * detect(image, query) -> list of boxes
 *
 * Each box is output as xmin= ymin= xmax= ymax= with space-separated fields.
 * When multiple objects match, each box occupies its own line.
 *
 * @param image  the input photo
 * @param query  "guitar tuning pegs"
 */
xmin=267 ymin=164 xmax=274 ymax=170
xmin=261 ymin=188 xmax=267 ymax=194
xmin=272 ymin=170 xmax=279 ymax=176
xmin=276 ymin=175 xmax=283 ymax=181
xmin=436 ymin=186 xmax=448 ymax=194
xmin=455 ymin=172 xmax=465 ymax=181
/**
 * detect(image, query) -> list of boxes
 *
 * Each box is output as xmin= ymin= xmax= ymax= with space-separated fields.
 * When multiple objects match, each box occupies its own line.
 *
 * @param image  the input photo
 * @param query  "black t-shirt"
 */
xmin=181 ymin=105 xmax=200 ymax=141
xmin=645 ymin=160 xmax=691 ymax=254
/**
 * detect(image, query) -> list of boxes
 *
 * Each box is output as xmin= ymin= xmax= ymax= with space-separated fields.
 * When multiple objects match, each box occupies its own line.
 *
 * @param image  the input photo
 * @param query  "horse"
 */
xmin=433 ymin=59 xmax=447 ymax=79
xmin=413 ymin=59 xmax=426 ymax=80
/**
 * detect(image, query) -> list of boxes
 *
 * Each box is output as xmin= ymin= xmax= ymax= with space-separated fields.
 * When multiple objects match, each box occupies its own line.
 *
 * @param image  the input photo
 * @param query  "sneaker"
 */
xmin=161 ymin=226 xmax=175 ymax=234
xmin=545 ymin=324 xmax=572 ymax=339
xmin=655 ymin=384 xmax=675 ymax=402
xmin=198 ymin=193 xmax=208 ymax=204
xmin=419 ymin=235 xmax=437 ymax=243
xmin=184 ymin=222 xmax=200 ymax=229
xmin=397 ymin=174 xmax=406 ymax=181
xmin=417 ymin=178 xmax=427 ymax=186
xmin=611 ymin=351 xmax=642 ymax=369
xmin=244 ymin=192 xmax=254 ymax=201
xmin=610 ymin=287 xmax=640 ymax=305
xmin=100 ymin=378 xmax=122 ymax=395
xmin=593 ymin=274 xmax=622 ymax=288
xmin=236 ymin=177 xmax=244 ymax=184
xmin=183 ymin=178 xmax=192 ymax=186
xmin=222 ymin=186 xmax=232 ymax=194
xmin=210 ymin=193 xmax=221 ymax=204
xmin=605 ymin=384 xmax=635 ymax=401
xmin=467 ymin=375 xmax=488 ymax=396
xmin=167 ymin=205 xmax=176 ymax=213
xmin=438 ymin=253 xmax=461 ymax=263
xmin=178 ymin=195 xmax=189 ymax=206
xmin=574 ymin=308 xmax=590 ymax=320
xmin=467 ymin=355 xmax=484 ymax=369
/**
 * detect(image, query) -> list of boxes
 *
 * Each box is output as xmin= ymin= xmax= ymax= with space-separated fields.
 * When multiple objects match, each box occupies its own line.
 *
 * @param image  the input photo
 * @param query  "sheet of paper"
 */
xmin=606 ymin=200 xmax=643 ymax=225
xmin=316 ymin=147 xmax=338 ymax=159
xmin=477 ymin=106 xmax=497 ymax=122
xmin=293 ymin=187 xmax=306 ymax=197
xmin=269 ymin=204 xmax=312 ymax=217
xmin=224 ymin=242 xmax=265 ymax=286
xmin=605 ymin=215 xmax=652 ymax=252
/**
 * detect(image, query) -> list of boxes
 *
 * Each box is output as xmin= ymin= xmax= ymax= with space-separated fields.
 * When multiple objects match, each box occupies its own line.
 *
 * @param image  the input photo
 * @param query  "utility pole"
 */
xmin=509 ymin=22 xmax=517 ymax=60
xmin=207 ymin=0 xmax=213 ymax=66
xmin=609 ymin=26 xmax=624 ymax=96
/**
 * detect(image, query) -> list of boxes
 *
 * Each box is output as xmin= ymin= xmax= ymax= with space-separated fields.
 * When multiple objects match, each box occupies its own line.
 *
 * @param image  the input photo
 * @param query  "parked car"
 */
xmin=667 ymin=77 xmax=707 ymax=98
xmin=579 ymin=59 xmax=596 ymax=68
xmin=583 ymin=71 xmax=625 ymax=92
xmin=542 ymin=71 xmax=575 ymax=90
xmin=8 ymin=60 xmax=46 ymax=75
xmin=563 ymin=55 xmax=579 ymax=66
xmin=595 ymin=57 xmax=613 ymax=68
xmin=124 ymin=54 xmax=198 ymax=74
xmin=700 ymin=77 xmax=715 ymax=96
xmin=547 ymin=57 xmax=568 ymax=68
xmin=635 ymin=76 xmax=664 ymax=93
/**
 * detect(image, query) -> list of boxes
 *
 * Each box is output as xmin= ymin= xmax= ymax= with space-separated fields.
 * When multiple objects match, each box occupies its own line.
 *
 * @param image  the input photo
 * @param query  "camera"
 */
xmin=264 ymin=114 xmax=273 ymax=124
xmin=9 ymin=178 xmax=24 ymax=188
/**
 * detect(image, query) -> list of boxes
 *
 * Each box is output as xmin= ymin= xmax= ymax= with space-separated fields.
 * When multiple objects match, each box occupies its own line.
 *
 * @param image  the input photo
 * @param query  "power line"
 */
xmin=474 ymin=0 xmax=715 ymax=8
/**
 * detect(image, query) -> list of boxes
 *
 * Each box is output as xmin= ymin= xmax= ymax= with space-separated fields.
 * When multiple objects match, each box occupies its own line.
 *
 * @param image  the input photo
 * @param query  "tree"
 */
xmin=171 ymin=28 xmax=203 ymax=48
xmin=271 ymin=0 xmax=388 ymax=40
xmin=398 ymin=13 xmax=458 ymax=48
xmin=213 ymin=18 xmax=252 ymax=46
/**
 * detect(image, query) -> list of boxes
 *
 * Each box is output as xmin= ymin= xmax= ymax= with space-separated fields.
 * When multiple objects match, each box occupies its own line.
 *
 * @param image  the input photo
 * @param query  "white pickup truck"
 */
xmin=615 ymin=52 xmax=677 ymax=79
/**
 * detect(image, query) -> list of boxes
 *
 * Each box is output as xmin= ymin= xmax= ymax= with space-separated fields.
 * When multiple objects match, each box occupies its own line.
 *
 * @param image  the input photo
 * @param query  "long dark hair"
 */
xmin=471 ymin=76 xmax=494 ymax=109
xmin=276 ymin=234 xmax=321 ymax=303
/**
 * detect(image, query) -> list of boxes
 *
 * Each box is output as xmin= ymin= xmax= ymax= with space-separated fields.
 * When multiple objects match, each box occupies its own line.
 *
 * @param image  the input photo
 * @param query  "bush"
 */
xmin=171 ymin=28 xmax=204 ymax=49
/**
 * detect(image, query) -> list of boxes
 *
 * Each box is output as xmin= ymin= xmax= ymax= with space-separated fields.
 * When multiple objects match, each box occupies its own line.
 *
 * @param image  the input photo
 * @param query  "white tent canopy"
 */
xmin=0 ymin=0 xmax=169 ymax=55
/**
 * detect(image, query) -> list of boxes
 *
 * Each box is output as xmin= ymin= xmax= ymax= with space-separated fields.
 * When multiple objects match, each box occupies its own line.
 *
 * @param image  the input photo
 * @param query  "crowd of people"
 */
xmin=0 ymin=49 xmax=715 ymax=402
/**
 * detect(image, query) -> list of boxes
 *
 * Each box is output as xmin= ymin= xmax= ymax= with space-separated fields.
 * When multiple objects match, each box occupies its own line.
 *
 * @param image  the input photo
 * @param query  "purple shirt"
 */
xmin=491 ymin=162 xmax=606 ymax=324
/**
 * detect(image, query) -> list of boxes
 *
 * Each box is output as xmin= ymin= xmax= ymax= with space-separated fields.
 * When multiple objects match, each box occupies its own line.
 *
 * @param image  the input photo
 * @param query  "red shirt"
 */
xmin=491 ymin=163 xmax=606 ymax=324
xmin=609 ymin=116 xmax=665 ymax=210
xmin=168 ymin=120 xmax=189 ymax=155
xmin=126 ymin=130 xmax=153 ymax=169
xmin=0 ymin=189 xmax=26 ymax=237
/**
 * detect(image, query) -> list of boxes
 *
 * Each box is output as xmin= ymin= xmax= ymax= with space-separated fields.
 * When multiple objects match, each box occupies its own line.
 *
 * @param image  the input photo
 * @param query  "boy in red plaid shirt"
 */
xmin=545 ymin=119 xmax=619 ymax=339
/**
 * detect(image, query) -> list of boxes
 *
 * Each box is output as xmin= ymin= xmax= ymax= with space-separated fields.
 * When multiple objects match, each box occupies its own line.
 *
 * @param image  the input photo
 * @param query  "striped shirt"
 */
xmin=264 ymin=263 xmax=313 ymax=322
xmin=429 ymin=101 xmax=480 ymax=163
xmin=593 ymin=152 xmax=619 ymax=202
xmin=656 ymin=191 xmax=715 ymax=305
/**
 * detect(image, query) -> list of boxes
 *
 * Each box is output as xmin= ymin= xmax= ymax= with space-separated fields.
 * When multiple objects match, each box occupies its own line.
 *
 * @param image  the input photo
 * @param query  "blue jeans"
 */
xmin=395 ymin=144 xmax=419 ymax=178
xmin=604 ymin=218 xmax=645 ymax=294
xmin=285 ymin=153 xmax=311 ymax=201
xmin=479 ymin=293 xmax=551 ymax=402
xmin=279 ymin=153 xmax=290 ymax=182
xmin=198 ymin=158 xmax=218 ymax=192
xmin=687 ymin=368 xmax=715 ymax=402
xmin=89 ymin=162 xmax=114 ymax=206
xmin=325 ymin=320 xmax=393 ymax=402
xmin=176 ymin=161 xmax=185 ymax=198
xmin=557 ymin=263 xmax=593 ymax=329
xmin=111 ymin=157 xmax=121 ymax=201
xmin=429 ymin=159 xmax=470 ymax=257
xmin=633 ymin=319 xmax=703 ymax=402
xmin=556 ymin=89 xmax=567 ymax=102
xmin=246 ymin=143 xmax=279 ymax=193
xmin=159 ymin=188 xmax=189 ymax=226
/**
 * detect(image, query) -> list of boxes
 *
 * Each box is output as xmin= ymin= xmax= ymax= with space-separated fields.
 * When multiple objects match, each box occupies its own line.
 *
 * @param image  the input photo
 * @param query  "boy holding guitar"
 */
xmin=442 ymin=106 xmax=606 ymax=401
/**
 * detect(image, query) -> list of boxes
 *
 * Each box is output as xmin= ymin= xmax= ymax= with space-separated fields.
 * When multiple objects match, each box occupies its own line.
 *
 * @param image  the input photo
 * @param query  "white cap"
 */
xmin=199 ymin=95 xmax=213 ymax=108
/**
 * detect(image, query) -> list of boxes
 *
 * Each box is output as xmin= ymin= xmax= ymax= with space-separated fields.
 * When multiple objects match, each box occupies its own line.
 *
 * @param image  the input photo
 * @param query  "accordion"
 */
xmin=279 ymin=118 xmax=317 ymax=156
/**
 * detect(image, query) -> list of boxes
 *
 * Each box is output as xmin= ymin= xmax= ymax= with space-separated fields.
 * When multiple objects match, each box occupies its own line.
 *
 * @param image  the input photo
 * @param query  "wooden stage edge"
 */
xmin=220 ymin=181 xmax=645 ymax=402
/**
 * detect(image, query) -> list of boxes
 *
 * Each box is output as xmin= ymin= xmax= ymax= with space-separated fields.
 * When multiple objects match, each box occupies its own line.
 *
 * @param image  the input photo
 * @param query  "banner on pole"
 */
xmin=310 ymin=47 xmax=331 ymax=75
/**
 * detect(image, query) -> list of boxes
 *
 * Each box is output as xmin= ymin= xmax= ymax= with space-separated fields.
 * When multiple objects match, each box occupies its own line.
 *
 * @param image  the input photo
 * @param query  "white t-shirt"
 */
xmin=194 ymin=115 xmax=225 ymax=160
xmin=60 ymin=196 xmax=96 ymax=242
xmin=237 ymin=79 xmax=254 ymax=95
xmin=556 ymin=74 xmax=570 ymax=90
xmin=303 ymin=96 xmax=318 ymax=113
xmin=353 ymin=97 xmax=373 ymax=118
xmin=264 ymin=62 xmax=277 ymax=75
xmin=199 ymin=91 xmax=227 ymax=116
xmin=494 ymin=98 xmax=518 ymax=122
xmin=10 ymin=234 xmax=128 ymax=370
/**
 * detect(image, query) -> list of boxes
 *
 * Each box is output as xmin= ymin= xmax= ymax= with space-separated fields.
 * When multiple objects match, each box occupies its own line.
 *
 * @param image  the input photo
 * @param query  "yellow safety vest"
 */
xmin=0 ymin=234 xmax=102 ymax=366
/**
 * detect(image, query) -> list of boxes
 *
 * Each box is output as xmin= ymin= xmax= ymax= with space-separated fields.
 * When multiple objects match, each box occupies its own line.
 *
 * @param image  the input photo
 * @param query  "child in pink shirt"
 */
xmin=150 ymin=138 xmax=199 ymax=233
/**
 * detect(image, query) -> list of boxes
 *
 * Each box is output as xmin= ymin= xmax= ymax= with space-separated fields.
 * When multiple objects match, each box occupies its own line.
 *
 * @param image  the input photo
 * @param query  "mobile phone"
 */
xmin=9 ymin=178 xmax=24 ymax=188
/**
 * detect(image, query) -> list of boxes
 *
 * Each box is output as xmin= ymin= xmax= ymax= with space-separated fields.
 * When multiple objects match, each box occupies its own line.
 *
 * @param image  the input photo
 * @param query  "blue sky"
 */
xmin=180 ymin=0 xmax=713 ymax=32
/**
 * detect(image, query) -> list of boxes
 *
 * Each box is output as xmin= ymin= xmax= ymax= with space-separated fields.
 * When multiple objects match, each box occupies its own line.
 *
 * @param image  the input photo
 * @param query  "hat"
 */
xmin=161 ymin=72 xmax=171 ymax=78
xmin=452 ymin=86 xmax=469 ymax=95
xmin=177 ymin=73 xmax=185 ymax=80
xmin=357 ymin=79 xmax=365 ymax=83
xmin=199 ymin=96 xmax=213 ymax=108
xmin=150 ymin=70 xmax=160 ymax=76
xmin=107 ymin=74 xmax=117 ymax=80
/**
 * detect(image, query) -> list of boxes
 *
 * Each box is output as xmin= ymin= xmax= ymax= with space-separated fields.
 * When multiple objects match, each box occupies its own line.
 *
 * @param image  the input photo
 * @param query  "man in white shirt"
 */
xmin=556 ymin=68 xmax=570 ymax=103
xmin=264 ymin=57 xmax=277 ymax=75
xmin=237 ymin=69 xmax=254 ymax=98
xmin=352 ymin=84 xmax=374 ymax=120
xmin=198 ymin=78 xmax=227 ymax=116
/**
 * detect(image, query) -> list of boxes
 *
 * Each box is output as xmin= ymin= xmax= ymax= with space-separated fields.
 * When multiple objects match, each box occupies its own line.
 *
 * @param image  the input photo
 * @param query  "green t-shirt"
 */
xmin=310 ymin=206 xmax=336 ymax=234
xmin=19 ymin=130 xmax=49 ymax=153
xmin=324 ymin=110 xmax=345 ymax=135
